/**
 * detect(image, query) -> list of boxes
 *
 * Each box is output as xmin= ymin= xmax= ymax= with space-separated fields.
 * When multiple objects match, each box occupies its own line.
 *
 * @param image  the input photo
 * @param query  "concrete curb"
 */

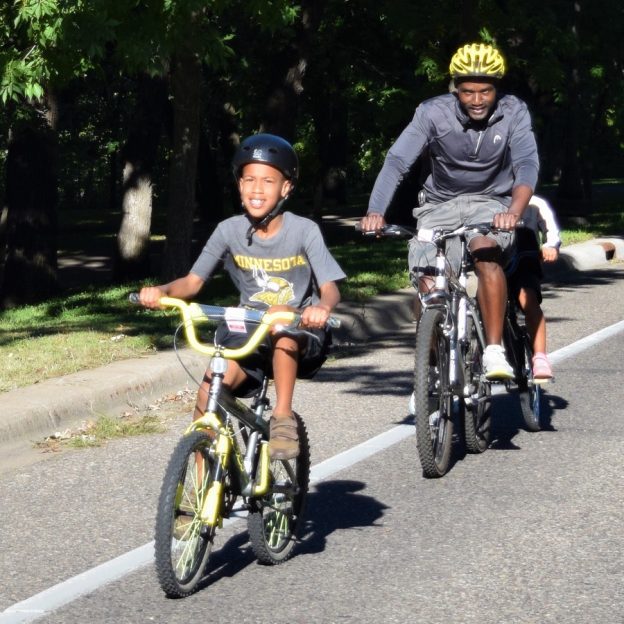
xmin=544 ymin=237 xmax=623 ymax=277
xmin=1 ymin=238 xmax=621 ymax=453
xmin=0 ymin=350 xmax=207 ymax=448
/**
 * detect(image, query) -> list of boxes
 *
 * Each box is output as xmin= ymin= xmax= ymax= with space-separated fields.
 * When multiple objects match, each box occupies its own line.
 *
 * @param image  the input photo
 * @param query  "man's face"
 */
xmin=456 ymin=80 xmax=497 ymax=122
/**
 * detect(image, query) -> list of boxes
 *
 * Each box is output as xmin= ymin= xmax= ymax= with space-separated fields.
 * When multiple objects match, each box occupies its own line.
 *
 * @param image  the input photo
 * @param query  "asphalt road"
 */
xmin=1 ymin=262 xmax=623 ymax=624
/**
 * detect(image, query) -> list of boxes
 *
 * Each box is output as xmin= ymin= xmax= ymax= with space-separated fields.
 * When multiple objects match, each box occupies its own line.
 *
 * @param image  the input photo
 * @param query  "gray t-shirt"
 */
xmin=190 ymin=212 xmax=346 ymax=310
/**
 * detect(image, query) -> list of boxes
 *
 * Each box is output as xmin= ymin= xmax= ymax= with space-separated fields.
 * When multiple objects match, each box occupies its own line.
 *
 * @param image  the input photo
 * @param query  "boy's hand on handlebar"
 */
xmin=493 ymin=211 xmax=521 ymax=231
xmin=360 ymin=212 xmax=386 ymax=234
xmin=300 ymin=304 xmax=331 ymax=330
xmin=138 ymin=286 xmax=166 ymax=309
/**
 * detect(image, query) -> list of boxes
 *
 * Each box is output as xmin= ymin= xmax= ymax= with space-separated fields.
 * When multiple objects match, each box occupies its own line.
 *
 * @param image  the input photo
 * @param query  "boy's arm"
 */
xmin=533 ymin=197 xmax=561 ymax=249
xmin=139 ymin=273 xmax=205 ymax=309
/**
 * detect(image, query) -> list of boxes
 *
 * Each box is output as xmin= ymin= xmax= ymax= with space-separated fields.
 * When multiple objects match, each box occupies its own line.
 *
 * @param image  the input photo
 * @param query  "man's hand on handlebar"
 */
xmin=493 ymin=211 xmax=522 ymax=231
xmin=359 ymin=212 xmax=386 ymax=235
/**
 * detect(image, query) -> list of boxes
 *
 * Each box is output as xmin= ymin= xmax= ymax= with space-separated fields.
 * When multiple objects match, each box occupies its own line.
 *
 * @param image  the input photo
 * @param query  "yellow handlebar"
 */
xmin=158 ymin=297 xmax=299 ymax=359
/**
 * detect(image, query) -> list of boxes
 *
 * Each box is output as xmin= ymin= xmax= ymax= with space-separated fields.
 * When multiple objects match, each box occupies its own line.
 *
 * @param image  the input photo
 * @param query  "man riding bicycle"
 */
xmin=360 ymin=42 xmax=539 ymax=380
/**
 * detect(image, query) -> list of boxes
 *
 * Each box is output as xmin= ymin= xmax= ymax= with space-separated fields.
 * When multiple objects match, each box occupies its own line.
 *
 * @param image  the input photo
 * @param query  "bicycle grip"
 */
xmin=327 ymin=316 xmax=341 ymax=329
xmin=354 ymin=222 xmax=378 ymax=237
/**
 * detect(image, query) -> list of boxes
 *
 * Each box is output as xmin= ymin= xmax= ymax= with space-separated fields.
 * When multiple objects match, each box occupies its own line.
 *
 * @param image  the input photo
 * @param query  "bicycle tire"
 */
xmin=247 ymin=412 xmax=310 ymax=564
xmin=517 ymin=335 xmax=542 ymax=431
xmin=154 ymin=430 xmax=218 ymax=598
xmin=463 ymin=314 xmax=492 ymax=453
xmin=413 ymin=308 xmax=454 ymax=478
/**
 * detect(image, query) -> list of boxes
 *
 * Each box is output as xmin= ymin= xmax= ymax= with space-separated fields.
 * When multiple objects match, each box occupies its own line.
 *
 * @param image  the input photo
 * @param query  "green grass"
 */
xmin=0 ymin=282 xmax=234 ymax=392
xmin=331 ymin=239 xmax=411 ymax=300
xmin=33 ymin=413 xmax=167 ymax=450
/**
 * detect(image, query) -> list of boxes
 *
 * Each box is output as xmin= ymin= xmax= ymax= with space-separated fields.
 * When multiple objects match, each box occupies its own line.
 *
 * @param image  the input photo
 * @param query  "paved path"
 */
xmin=1 ymin=260 xmax=623 ymax=623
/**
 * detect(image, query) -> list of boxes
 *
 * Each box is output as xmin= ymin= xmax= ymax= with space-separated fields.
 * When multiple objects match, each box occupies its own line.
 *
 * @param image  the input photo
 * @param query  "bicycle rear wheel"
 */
xmin=463 ymin=314 xmax=492 ymax=453
xmin=248 ymin=412 xmax=310 ymax=564
xmin=517 ymin=335 xmax=542 ymax=431
xmin=413 ymin=308 xmax=455 ymax=478
xmin=154 ymin=430 xmax=217 ymax=597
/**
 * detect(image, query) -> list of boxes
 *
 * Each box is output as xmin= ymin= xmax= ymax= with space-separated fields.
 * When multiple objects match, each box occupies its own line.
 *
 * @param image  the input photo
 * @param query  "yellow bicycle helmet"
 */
xmin=449 ymin=43 xmax=506 ymax=80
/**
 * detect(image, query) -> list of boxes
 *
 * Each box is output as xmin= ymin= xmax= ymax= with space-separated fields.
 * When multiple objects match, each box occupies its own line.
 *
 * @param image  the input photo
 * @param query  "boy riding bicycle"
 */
xmin=139 ymin=133 xmax=346 ymax=460
xmin=506 ymin=194 xmax=561 ymax=380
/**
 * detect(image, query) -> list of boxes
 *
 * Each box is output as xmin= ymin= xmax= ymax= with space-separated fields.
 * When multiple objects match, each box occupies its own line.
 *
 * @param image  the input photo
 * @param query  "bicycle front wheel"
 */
xmin=517 ymin=336 xmax=542 ymax=431
xmin=413 ymin=308 xmax=454 ymax=478
xmin=154 ymin=430 xmax=217 ymax=598
xmin=247 ymin=412 xmax=310 ymax=564
xmin=463 ymin=314 xmax=492 ymax=453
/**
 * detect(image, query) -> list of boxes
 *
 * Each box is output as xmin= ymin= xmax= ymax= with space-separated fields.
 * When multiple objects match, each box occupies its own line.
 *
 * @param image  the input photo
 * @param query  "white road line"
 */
xmin=549 ymin=319 xmax=624 ymax=364
xmin=2 ymin=319 xmax=624 ymax=623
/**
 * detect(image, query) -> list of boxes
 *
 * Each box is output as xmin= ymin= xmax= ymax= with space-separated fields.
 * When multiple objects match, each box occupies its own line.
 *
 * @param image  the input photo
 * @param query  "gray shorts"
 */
xmin=408 ymin=195 xmax=515 ymax=280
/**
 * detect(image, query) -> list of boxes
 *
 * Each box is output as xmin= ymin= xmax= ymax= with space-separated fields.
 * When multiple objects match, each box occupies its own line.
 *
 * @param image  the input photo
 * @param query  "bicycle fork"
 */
xmin=188 ymin=354 xmax=272 ymax=527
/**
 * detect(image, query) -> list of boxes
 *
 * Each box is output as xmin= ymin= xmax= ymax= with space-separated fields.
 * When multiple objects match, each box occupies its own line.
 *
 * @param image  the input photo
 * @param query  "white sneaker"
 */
xmin=483 ymin=345 xmax=514 ymax=381
xmin=408 ymin=392 xmax=416 ymax=415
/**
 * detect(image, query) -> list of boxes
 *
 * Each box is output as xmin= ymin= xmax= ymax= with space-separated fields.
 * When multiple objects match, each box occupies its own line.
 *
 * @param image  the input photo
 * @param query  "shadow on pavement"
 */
xmin=181 ymin=479 xmax=390 ymax=595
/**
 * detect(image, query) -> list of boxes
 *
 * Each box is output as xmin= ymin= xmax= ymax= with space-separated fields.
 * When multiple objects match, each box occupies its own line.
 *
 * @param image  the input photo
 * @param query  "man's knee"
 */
xmin=472 ymin=245 xmax=503 ymax=264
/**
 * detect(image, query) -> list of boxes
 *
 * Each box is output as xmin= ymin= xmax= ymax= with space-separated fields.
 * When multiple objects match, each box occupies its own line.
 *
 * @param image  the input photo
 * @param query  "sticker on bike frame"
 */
xmin=225 ymin=307 xmax=247 ymax=333
xmin=417 ymin=228 xmax=434 ymax=242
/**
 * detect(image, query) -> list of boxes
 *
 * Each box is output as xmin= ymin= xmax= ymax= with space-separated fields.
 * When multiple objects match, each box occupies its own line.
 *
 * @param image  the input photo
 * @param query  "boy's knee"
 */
xmin=273 ymin=335 xmax=300 ymax=357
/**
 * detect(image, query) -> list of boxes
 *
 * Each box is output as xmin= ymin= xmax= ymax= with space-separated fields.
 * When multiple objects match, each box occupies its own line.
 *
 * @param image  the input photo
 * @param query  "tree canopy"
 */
xmin=1 ymin=0 xmax=623 ymax=305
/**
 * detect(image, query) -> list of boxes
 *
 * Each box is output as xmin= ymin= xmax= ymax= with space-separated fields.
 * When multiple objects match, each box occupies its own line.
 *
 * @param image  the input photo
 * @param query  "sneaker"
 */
xmin=408 ymin=392 xmax=416 ymax=416
xmin=483 ymin=345 xmax=514 ymax=381
xmin=532 ymin=352 xmax=553 ymax=382
xmin=269 ymin=415 xmax=299 ymax=460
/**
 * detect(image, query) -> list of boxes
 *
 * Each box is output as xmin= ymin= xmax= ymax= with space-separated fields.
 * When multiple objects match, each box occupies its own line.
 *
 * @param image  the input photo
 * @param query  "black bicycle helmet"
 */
xmin=232 ymin=133 xmax=299 ymax=183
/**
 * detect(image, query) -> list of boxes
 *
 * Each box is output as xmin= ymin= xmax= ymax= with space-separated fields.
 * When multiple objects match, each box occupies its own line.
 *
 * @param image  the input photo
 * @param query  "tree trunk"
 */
xmin=262 ymin=5 xmax=317 ymax=140
xmin=114 ymin=75 xmax=166 ymax=281
xmin=161 ymin=51 xmax=202 ymax=282
xmin=0 ymin=100 xmax=59 ymax=308
xmin=312 ymin=85 xmax=349 ymax=219
xmin=557 ymin=1 xmax=589 ymax=208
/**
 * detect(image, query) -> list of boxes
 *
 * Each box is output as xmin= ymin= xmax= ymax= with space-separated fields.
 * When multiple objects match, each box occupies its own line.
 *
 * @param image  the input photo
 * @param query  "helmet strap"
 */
xmin=245 ymin=198 xmax=287 ymax=245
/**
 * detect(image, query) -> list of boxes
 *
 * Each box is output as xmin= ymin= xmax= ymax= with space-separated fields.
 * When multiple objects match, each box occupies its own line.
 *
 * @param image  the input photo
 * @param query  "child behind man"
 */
xmin=506 ymin=194 xmax=561 ymax=380
xmin=139 ymin=134 xmax=346 ymax=459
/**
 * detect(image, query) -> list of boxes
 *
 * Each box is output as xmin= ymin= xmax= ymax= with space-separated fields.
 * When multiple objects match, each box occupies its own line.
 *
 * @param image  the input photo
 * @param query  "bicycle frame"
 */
xmin=142 ymin=295 xmax=330 ymax=596
xmin=155 ymin=297 xmax=304 ymax=527
xmin=417 ymin=228 xmax=488 ymax=393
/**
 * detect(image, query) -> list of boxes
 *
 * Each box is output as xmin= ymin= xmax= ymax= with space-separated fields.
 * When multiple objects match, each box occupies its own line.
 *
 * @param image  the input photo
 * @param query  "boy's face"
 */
xmin=238 ymin=162 xmax=293 ymax=220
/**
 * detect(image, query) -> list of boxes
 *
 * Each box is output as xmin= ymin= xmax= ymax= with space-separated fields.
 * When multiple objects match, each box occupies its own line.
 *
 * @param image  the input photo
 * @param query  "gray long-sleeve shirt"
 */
xmin=368 ymin=92 xmax=539 ymax=214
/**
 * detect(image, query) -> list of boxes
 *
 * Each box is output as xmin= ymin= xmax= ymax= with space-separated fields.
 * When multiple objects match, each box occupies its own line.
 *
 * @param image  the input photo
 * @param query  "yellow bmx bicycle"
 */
xmin=130 ymin=295 xmax=337 ymax=598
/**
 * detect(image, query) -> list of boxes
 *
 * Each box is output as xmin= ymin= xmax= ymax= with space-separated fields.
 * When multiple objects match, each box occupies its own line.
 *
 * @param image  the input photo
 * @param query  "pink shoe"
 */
xmin=532 ymin=352 xmax=553 ymax=381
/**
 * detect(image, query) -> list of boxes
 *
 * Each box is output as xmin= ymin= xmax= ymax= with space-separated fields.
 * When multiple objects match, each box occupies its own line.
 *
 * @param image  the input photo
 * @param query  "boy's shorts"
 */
xmin=213 ymin=320 xmax=332 ymax=397
xmin=506 ymin=227 xmax=543 ymax=304
xmin=408 ymin=195 xmax=515 ymax=279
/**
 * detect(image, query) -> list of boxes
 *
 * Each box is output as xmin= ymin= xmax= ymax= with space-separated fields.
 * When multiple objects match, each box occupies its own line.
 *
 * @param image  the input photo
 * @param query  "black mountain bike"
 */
xmin=360 ymin=223 xmax=493 ymax=478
